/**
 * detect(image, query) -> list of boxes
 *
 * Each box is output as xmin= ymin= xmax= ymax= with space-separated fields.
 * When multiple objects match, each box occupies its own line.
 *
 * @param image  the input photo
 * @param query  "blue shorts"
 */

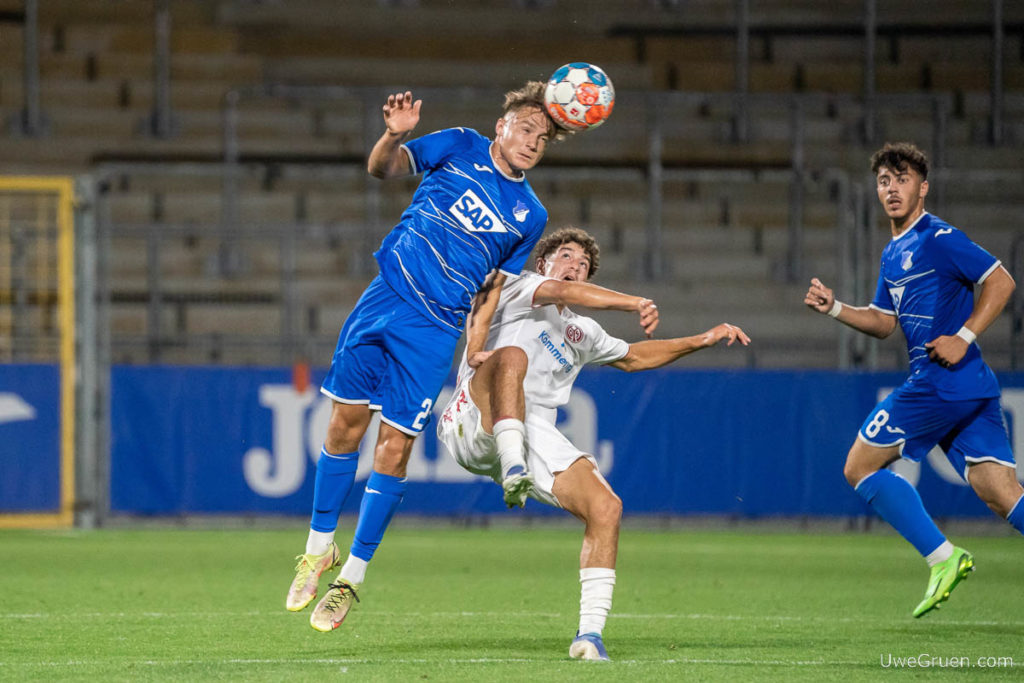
xmin=321 ymin=276 xmax=457 ymax=435
xmin=858 ymin=383 xmax=1014 ymax=478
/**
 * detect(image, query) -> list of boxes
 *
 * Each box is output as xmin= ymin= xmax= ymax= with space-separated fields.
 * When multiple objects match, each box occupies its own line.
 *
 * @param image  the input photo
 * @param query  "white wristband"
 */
xmin=827 ymin=300 xmax=842 ymax=318
xmin=956 ymin=326 xmax=976 ymax=344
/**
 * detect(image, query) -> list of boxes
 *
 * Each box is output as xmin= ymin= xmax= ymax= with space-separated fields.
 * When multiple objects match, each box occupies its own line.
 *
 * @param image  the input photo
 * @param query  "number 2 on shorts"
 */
xmin=412 ymin=398 xmax=433 ymax=430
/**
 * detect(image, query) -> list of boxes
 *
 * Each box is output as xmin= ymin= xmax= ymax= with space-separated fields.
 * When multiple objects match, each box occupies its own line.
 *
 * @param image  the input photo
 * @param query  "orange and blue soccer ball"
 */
xmin=544 ymin=63 xmax=615 ymax=131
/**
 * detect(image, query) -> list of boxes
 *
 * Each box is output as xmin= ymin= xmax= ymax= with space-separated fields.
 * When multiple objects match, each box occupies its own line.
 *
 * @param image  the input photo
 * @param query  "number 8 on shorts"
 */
xmin=864 ymin=409 xmax=890 ymax=439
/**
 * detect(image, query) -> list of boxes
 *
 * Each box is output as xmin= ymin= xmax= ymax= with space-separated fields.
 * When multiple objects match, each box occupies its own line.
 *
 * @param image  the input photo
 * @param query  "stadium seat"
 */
xmin=1 ymin=0 xmax=1021 ymax=368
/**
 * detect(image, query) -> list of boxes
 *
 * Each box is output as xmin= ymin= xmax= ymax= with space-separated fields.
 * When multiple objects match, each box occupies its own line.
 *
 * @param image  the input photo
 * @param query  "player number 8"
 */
xmin=864 ymin=409 xmax=890 ymax=438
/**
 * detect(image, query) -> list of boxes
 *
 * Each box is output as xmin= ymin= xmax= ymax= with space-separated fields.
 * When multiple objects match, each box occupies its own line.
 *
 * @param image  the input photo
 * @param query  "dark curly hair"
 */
xmin=533 ymin=226 xmax=600 ymax=280
xmin=871 ymin=142 xmax=929 ymax=179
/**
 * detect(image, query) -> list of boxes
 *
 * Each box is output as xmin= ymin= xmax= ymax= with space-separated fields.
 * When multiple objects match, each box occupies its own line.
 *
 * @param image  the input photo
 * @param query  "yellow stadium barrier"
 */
xmin=0 ymin=176 xmax=76 ymax=528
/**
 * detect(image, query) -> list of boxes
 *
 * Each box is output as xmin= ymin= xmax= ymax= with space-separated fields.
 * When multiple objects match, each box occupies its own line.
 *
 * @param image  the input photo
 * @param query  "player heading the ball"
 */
xmin=285 ymin=79 xmax=576 ymax=633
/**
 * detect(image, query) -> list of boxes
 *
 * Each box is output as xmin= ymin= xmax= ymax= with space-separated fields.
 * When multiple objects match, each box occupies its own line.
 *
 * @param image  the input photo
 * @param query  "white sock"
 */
xmin=305 ymin=529 xmax=335 ymax=556
xmin=493 ymin=418 xmax=526 ymax=477
xmin=926 ymin=540 xmax=954 ymax=567
xmin=338 ymin=554 xmax=368 ymax=585
xmin=578 ymin=567 xmax=616 ymax=636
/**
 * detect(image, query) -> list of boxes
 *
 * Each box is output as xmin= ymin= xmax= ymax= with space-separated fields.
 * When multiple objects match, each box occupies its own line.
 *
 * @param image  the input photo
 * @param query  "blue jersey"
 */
xmin=870 ymin=212 xmax=1002 ymax=400
xmin=374 ymin=127 xmax=548 ymax=337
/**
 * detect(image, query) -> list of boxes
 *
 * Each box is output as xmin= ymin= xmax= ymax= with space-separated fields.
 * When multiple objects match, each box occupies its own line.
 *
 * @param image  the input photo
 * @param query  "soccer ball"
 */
xmin=544 ymin=63 xmax=615 ymax=131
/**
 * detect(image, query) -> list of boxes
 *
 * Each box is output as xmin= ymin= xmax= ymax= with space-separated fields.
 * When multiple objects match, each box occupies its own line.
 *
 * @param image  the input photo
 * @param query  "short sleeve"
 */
xmin=869 ymin=269 xmax=895 ymax=315
xmin=935 ymin=228 xmax=1000 ymax=285
xmin=402 ymin=128 xmax=473 ymax=175
xmin=498 ymin=229 xmax=544 ymax=277
xmin=497 ymin=200 xmax=548 ymax=277
xmin=496 ymin=273 xmax=550 ymax=319
xmin=578 ymin=317 xmax=629 ymax=365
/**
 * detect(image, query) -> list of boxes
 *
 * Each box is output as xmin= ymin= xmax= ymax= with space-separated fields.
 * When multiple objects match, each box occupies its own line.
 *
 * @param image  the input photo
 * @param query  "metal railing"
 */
xmin=219 ymin=86 xmax=961 ymax=284
xmin=612 ymin=0 xmax=1014 ymax=146
xmin=79 ymin=156 xmax=1024 ymax=381
xmin=1011 ymin=231 xmax=1024 ymax=369
xmin=1 ymin=0 xmax=43 ymax=136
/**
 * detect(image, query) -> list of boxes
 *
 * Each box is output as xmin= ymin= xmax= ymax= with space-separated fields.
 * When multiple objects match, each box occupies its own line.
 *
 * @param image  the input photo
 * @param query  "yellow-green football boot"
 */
xmin=912 ymin=546 xmax=974 ymax=618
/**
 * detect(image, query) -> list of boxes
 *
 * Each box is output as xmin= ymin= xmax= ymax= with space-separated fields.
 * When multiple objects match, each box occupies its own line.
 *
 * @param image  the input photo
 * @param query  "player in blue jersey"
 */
xmin=285 ymin=83 xmax=561 ymax=631
xmin=806 ymin=142 xmax=1024 ymax=618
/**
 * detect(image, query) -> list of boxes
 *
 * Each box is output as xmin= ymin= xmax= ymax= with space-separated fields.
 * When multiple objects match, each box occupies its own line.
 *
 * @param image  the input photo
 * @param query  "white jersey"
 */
xmin=457 ymin=271 xmax=629 ymax=419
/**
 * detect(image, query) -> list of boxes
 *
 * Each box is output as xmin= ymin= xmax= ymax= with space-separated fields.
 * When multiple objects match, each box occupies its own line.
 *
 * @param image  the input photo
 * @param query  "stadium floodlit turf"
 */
xmin=0 ymin=527 xmax=1020 ymax=681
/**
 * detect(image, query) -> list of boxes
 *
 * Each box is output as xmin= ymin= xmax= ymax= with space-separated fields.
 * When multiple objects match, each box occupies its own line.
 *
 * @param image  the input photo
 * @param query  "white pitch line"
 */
xmin=612 ymin=613 xmax=1022 ymax=627
xmin=0 ymin=657 xmax=870 ymax=667
xmin=2 ymin=610 xmax=1021 ymax=627
xmin=0 ymin=611 xmax=266 ymax=619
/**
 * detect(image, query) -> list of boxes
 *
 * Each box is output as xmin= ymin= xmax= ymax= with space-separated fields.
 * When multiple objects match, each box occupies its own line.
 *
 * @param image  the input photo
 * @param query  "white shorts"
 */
xmin=436 ymin=380 xmax=595 ymax=508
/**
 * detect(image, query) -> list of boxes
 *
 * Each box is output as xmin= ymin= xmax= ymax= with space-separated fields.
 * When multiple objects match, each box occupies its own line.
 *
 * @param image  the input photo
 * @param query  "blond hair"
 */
xmin=502 ymin=81 xmax=564 ymax=140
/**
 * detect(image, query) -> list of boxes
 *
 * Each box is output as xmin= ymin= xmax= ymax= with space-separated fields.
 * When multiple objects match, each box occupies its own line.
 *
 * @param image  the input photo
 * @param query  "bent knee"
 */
xmin=968 ymin=466 xmax=1024 ymax=518
xmin=326 ymin=412 xmax=368 ymax=452
xmin=972 ymin=486 xmax=1013 ymax=517
xmin=842 ymin=449 xmax=867 ymax=487
xmin=492 ymin=346 xmax=528 ymax=372
xmin=372 ymin=428 xmax=415 ymax=476
xmin=842 ymin=458 xmax=863 ymax=488
xmin=843 ymin=440 xmax=897 ymax=488
xmin=591 ymin=493 xmax=622 ymax=528
xmin=325 ymin=403 xmax=370 ymax=450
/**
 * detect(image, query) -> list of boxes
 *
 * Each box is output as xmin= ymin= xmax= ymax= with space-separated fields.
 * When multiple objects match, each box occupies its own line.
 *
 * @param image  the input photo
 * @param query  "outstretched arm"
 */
xmin=533 ymin=279 xmax=659 ymax=337
xmin=805 ymin=277 xmax=897 ymax=339
xmin=367 ymin=91 xmax=422 ymax=179
xmin=926 ymin=265 xmax=1016 ymax=367
xmin=465 ymin=271 xmax=509 ymax=368
xmin=608 ymin=323 xmax=750 ymax=372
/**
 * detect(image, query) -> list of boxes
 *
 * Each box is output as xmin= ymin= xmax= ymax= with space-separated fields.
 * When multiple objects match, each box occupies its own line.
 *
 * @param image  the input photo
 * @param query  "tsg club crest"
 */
xmin=900 ymin=250 xmax=914 ymax=271
xmin=565 ymin=324 xmax=584 ymax=344
xmin=513 ymin=200 xmax=530 ymax=223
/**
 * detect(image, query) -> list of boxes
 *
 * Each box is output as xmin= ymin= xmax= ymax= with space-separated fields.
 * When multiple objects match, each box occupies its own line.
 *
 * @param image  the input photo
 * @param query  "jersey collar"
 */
xmin=891 ymin=211 xmax=928 ymax=242
xmin=489 ymin=141 xmax=526 ymax=183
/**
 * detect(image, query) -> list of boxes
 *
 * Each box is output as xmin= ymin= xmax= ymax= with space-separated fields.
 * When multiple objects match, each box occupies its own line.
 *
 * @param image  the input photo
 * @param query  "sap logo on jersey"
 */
xmin=889 ymin=285 xmax=905 ymax=312
xmin=450 ymin=189 xmax=507 ymax=233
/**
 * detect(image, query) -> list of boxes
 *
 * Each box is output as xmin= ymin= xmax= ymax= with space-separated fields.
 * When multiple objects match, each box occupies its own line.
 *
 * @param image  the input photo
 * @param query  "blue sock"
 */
xmin=310 ymin=448 xmax=359 ymax=533
xmin=855 ymin=469 xmax=946 ymax=557
xmin=350 ymin=471 xmax=407 ymax=562
xmin=1007 ymin=494 xmax=1024 ymax=535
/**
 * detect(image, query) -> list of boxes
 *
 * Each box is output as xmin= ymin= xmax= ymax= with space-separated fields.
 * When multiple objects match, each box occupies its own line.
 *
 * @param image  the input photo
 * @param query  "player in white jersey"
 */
xmin=806 ymin=142 xmax=1024 ymax=618
xmin=437 ymin=227 xmax=751 ymax=660
xmin=286 ymin=83 xmax=566 ymax=632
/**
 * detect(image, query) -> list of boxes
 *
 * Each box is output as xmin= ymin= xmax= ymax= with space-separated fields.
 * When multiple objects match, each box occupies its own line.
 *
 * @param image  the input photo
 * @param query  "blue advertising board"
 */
xmin=0 ymin=364 xmax=61 ymax=512
xmin=109 ymin=366 xmax=1024 ymax=519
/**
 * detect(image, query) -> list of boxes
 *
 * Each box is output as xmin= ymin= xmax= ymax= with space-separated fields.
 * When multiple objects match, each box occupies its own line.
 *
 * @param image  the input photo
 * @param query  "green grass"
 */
xmin=0 ymin=526 xmax=1021 ymax=681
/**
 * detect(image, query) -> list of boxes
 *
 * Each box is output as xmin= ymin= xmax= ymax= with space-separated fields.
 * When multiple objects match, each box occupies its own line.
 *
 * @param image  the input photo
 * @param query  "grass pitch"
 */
xmin=0 ymin=525 xmax=1021 ymax=681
